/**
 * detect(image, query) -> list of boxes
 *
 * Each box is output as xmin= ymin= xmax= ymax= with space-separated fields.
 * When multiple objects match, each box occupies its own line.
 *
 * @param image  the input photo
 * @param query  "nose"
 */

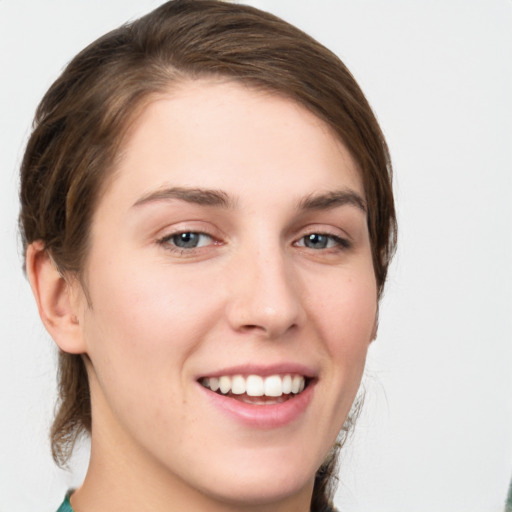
xmin=225 ymin=246 xmax=306 ymax=339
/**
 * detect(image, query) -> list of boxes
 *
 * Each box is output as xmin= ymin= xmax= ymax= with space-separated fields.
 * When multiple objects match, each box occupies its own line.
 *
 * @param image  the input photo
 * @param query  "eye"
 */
xmin=160 ymin=232 xmax=213 ymax=250
xmin=296 ymin=233 xmax=350 ymax=250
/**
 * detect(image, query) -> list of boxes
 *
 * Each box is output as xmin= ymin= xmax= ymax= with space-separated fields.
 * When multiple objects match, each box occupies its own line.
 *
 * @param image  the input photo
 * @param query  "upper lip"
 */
xmin=196 ymin=363 xmax=317 ymax=380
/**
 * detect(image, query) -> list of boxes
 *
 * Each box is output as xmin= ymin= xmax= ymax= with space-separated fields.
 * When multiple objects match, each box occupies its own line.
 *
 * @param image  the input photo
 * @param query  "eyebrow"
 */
xmin=132 ymin=185 xmax=366 ymax=213
xmin=132 ymin=186 xmax=236 ymax=209
xmin=297 ymin=189 xmax=367 ymax=213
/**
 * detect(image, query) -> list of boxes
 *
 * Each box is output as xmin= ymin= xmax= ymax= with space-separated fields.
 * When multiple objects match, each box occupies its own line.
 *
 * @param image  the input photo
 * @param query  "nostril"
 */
xmin=242 ymin=324 xmax=260 ymax=331
xmin=237 ymin=324 xmax=270 ymax=336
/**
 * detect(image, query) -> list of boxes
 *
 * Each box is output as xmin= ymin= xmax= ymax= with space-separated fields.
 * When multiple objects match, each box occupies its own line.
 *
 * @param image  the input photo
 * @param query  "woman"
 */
xmin=19 ymin=1 xmax=396 ymax=511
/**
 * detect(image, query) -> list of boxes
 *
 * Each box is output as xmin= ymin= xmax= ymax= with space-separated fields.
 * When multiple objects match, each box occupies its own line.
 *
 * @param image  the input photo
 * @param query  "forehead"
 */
xmin=103 ymin=79 xmax=363 ymax=208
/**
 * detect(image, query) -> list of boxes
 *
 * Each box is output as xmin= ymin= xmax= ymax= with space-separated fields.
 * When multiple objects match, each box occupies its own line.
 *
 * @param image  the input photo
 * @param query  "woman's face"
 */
xmin=73 ymin=81 xmax=377 ymax=507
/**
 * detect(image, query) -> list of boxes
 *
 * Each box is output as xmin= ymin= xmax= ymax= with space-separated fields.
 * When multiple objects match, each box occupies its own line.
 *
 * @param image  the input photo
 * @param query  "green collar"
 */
xmin=56 ymin=492 xmax=74 ymax=512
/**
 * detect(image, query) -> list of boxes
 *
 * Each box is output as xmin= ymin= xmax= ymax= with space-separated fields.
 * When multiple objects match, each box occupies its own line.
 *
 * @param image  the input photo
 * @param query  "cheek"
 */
xmin=80 ymin=257 xmax=224 ymax=407
xmin=307 ymin=268 xmax=377 ymax=405
xmin=86 ymin=256 xmax=218 ymax=343
xmin=79 ymin=263 xmax=221 ymax=442
xmin=310 ymin=271 xmax=377 ymax=352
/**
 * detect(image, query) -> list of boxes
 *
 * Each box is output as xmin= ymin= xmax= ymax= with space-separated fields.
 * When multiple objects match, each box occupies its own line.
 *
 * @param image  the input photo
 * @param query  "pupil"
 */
xmin=305 ymin=234 xmax=327 ymax=249
xmin=173 ymin=232 xmax=199 ymax=248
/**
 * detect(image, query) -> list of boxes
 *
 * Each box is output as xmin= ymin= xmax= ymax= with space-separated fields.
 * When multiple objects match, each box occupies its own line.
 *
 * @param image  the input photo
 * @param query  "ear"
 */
xmin=26 ymin=241 xmax=87 ymax=354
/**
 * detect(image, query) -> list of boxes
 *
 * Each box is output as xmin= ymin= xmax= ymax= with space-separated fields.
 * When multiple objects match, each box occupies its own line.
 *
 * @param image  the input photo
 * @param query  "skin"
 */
xmin=28 ymin=81 xmax=377 ymax=512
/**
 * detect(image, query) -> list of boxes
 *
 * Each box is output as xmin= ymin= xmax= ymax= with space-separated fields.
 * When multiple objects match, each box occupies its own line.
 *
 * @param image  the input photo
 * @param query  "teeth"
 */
xmin=219 ymin=376 xmax=231 ymax=394
xmin=231 ymin=375 xmax=246 ymax=395
xmin=209 ymin=377 xmax=220 ymax=392
xmin=246 ymin=375 xmax=264 ymax=396
xmin=264 ymin=375 xmax=283 ymax=397
xmin=282 ymin=374 xmax=292 ymax=394
xmin=202 ymin=374 xmax=306 ymax=397
xmin=291 ymin=375 xmax=302 ymax=394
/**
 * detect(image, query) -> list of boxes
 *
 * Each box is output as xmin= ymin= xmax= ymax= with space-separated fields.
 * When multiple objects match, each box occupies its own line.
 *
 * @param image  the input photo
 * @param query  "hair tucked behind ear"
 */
xmin=19 ymin=0 xmax=395 ymax=508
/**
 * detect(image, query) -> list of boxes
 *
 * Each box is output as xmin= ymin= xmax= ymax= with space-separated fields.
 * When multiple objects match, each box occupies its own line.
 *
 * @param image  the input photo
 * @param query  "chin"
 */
xmin=187 ymin=446 xmax=321 ymax=508
xmin=203 ymin=472 xmax=314 ymax=508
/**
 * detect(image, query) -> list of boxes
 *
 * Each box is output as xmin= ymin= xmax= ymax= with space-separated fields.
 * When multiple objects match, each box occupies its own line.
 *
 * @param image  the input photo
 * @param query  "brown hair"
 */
xmin=19 ymin=1 xmax=396 ymax=509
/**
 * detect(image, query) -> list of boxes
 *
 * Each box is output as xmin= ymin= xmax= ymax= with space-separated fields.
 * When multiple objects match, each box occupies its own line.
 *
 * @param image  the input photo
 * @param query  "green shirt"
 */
xmin=56 ymin=493 xmax=73 ymax=512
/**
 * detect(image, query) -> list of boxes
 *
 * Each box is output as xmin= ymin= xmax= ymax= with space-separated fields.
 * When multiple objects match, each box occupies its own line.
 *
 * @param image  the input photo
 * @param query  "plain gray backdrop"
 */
xmin=1 ymin=1 xmax=511 ymax=511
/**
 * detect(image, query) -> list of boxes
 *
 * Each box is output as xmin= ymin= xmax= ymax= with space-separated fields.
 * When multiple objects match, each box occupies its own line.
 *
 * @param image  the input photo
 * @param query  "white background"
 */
xmin=1 ymin=1 xmax=511 ymax=511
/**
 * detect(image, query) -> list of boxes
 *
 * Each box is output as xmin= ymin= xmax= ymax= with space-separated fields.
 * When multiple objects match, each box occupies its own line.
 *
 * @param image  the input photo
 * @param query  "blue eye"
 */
xmin=298 ymin=233 xmax=349 ymax=250
xmin=164 ymin=232 xmax=213 ymax=249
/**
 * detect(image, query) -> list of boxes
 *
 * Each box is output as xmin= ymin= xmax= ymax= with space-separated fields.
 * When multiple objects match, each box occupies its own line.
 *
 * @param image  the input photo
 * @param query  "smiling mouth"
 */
xmin=199 ymin=374 xmax=309 ymax=405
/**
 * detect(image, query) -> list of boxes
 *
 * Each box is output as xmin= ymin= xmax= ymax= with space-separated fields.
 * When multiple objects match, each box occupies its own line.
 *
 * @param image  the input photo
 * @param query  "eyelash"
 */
xmin=294 ymin=233 xmax=351 ymax=251
xmin=157 ymin=230 xmax=351 ymax=254
xmin=157 ymin=232 xmax=217 ymax=253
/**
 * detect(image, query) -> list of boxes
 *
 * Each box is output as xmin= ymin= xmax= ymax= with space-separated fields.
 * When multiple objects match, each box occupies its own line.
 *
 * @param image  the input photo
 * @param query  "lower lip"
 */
xmin=199 ymin=381 xmax=315 ymax=429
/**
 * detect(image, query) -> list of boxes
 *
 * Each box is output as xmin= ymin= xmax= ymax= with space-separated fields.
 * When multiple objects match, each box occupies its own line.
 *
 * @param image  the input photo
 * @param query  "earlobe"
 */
xmin=26 ymin=241 xmax=86 ymax=354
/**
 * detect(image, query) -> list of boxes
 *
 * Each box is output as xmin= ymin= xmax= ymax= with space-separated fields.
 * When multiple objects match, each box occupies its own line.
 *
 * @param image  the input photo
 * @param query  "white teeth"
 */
xmin=219 ymin=376 xmax=231 ymax=394
xmin=264 ymin=375 xmax=283 ymax=397
xmin=203 ymin=377 xmax=219 ymax=391
xmin=231 ymin=375 xmax=246 ymax=395
xmin=246 ymin=375 xmax=264 ymax=396
xmin=202 ymin=374 xmax=306 ymax=397
xmin=209 ymin=377 xmax=220 ymax=392
xmin=291 ymin=375 xmax=302 ymax=394
xmin=282 ymin=374 xmax=292 ymax=394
